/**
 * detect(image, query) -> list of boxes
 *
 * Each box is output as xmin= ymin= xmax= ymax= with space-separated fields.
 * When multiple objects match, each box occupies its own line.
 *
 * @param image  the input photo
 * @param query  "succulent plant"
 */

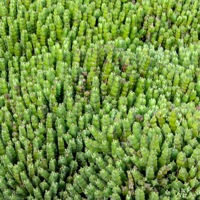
xmin=0 ymin=0 xmax=200 ymax=199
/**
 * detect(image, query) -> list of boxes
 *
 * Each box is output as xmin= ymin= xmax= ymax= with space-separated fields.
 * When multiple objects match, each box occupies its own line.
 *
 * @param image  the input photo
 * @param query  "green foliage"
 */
xmin=0 ymin=0 xmax=200 ymax=199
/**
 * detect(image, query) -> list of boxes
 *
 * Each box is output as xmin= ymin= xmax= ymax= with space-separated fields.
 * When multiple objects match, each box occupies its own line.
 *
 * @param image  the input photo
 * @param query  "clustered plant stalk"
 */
xmin=0 ymin=0 xmax=200 ymax=199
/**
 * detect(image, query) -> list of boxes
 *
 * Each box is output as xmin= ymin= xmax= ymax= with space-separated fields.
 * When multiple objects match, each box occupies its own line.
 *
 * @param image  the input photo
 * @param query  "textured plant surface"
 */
xmin=0 ymin=0 xmax=200 ymax=199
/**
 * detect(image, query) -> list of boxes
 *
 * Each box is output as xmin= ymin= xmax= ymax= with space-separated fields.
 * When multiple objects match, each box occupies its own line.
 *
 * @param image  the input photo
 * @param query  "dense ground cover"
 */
xmin=0 ymin=0 xmax=200 ymax=199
